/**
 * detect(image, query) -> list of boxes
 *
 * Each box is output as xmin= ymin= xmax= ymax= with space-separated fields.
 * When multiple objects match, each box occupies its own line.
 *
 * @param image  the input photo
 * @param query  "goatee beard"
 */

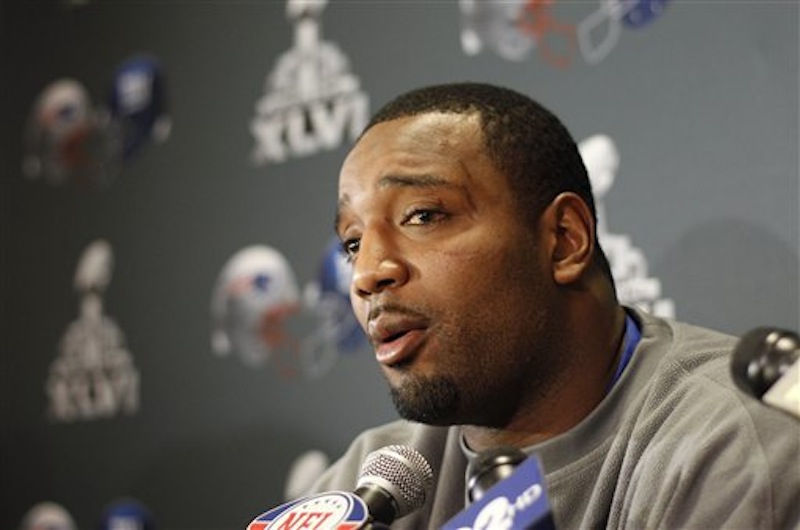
xmin=389 ymin=374 xmax=460 ymax=425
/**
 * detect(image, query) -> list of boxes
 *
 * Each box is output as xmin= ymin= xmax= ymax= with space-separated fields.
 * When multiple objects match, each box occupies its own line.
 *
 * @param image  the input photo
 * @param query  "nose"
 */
xmin=351 ymin=231 xmax=409 ymax=299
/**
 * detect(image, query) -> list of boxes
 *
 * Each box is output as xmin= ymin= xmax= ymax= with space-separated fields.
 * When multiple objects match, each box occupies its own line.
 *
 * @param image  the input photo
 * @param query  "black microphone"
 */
xmin=246 ymin=444 xmax=433 ymax=529
xmin=731 ymin=327 xmax=800 ymax=419
xmin=443 ymin=447 xmax=555 ymax=530
xmin=466 ymin=446 xmax=527 ymax=503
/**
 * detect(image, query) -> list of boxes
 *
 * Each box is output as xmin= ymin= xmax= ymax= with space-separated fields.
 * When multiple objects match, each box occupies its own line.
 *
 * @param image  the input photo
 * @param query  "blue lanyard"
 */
xmin=609 ymin=314 xmax=641 ymax=390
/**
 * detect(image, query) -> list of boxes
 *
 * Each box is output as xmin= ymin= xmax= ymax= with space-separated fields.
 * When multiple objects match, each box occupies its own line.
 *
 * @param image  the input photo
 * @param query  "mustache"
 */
xmin=367 ymin=302 xmax=430 ymax=323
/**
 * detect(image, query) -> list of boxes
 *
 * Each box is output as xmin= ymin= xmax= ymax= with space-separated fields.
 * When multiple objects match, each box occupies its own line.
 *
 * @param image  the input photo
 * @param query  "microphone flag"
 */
xmin=764 ymin=357 xmax=800 ymax=419
xmin=246 ymin=491 xmax=368 ymax=530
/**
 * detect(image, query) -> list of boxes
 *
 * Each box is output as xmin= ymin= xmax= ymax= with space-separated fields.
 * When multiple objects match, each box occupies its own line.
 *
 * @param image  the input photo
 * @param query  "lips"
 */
xmin=368 ymin=311 xmax=429 ymax=366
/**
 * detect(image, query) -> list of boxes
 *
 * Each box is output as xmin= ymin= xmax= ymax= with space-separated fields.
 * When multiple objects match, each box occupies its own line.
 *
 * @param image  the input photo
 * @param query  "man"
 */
xmin=312 ymin=82 xmax=800 ymax=528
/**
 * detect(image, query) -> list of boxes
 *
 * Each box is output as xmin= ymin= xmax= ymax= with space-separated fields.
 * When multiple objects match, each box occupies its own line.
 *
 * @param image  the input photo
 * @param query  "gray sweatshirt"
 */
xmin=309 ymin=309 xmax=800 ymax=529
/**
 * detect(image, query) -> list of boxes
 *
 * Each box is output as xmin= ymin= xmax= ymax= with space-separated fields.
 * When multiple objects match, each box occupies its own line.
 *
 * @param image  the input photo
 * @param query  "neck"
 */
xmin=463 ymin=300 xmax=627 ymax=453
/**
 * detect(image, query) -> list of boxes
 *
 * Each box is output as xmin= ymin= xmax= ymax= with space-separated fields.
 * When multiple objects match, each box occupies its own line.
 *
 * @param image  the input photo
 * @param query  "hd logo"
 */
xmin=250 ymin=0 xmax=369 ymax=165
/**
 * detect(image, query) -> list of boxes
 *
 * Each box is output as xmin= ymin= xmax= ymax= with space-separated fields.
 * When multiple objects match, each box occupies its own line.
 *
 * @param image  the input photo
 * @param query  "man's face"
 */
xmin=335 ymin=112 xmax=562 ymax=427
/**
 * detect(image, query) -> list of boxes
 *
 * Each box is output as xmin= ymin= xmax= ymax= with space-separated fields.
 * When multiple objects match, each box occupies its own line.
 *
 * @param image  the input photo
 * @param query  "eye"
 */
xmin=340 ymin=238 xmax=360 ymax=262
xmin=402 ymin=208 xmax=447 ymax=226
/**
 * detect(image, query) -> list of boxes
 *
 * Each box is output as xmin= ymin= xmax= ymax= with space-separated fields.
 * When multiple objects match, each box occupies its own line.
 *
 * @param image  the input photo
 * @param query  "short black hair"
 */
xmin=364 ymin=82 xmax=613 ymax=280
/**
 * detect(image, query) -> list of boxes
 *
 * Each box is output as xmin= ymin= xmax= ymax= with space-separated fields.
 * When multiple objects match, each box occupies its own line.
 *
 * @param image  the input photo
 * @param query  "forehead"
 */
xmin=338 ymin=112 xmax=499 ymax=196
xmin=360 ymin=111 xmax=482 ymax=150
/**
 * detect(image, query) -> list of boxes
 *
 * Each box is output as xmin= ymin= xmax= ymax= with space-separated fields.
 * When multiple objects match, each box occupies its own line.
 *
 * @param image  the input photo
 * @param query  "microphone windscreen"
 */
xmin=356 ymin=444 xmax=434 ymax=519
xmin=467 ymin=446 xmax=527 ymax=503
xmin=732 ymin=327 xmax=800 ymax=398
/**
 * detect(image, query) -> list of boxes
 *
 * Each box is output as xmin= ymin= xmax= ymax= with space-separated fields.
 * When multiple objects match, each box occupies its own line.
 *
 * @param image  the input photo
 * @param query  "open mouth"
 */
xmin=367 ymin=308 xmax=431 ymax=366
xmin=381 ymin=330 xmax=409 ymax=344
xmin=373 ymin=327 xmax=427 ymax=366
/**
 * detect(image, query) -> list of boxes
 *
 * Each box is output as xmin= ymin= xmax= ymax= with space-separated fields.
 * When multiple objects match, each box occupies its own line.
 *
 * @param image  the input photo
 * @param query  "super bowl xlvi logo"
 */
xmin=22 ymin=54 xmax=170 ymax=187
xmin=46 ymin=240 xmax=140 ymax=422
xmin=579 ymin=134 xmax=675 ymax=318
xmin=250 ymin=0 xmax=369 ymax=165
xmin=210 ymin=238 xmax=368 ymax=380
xmin=247 ymin=492 xmax=368 ymax=530
xmin=459 ymin=0 xmax=671 ymax=69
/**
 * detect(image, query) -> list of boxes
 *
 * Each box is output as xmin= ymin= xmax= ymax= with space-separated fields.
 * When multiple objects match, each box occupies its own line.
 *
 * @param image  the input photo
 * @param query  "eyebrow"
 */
xmin=334 ymin=174 xmax=459 ymax=234
xmin=376 ymin=173 xmax=452 ymax=189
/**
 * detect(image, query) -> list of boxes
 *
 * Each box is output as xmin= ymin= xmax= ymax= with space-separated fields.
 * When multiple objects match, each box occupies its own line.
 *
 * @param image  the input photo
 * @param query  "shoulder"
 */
xmin=631 ymin=308 xmax=795 ymax=455
xmin=628 ymin=308 xmax=742 ymax=408
xmin=623 ymin=309 xmax=800 ymax=529
xmin=635 ymin=308 xmax=736 ymax=368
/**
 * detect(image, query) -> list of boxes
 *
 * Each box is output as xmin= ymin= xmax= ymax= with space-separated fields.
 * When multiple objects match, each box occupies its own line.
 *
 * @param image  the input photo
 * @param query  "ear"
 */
xmin=541 ymin=192 xmax=595 ymax=285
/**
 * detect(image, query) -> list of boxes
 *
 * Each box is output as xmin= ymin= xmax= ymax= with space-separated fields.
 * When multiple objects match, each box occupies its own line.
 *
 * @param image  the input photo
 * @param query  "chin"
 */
xmin=388 ymin=373 xmax=461 ymax=425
